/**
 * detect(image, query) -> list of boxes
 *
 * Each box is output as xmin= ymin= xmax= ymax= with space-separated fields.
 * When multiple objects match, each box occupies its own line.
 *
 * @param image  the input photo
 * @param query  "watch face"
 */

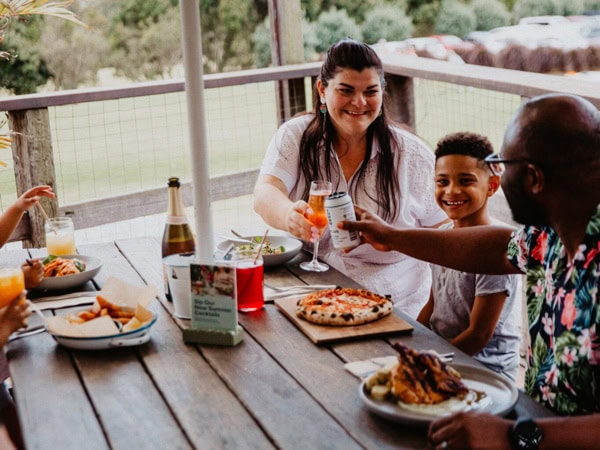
xmin=511 ymin=419 xmax=543 ymax=449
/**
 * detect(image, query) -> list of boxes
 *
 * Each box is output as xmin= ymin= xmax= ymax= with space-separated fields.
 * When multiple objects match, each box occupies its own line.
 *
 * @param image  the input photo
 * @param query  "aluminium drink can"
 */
xmin=325 ymin=192 xmax=360 ymax=250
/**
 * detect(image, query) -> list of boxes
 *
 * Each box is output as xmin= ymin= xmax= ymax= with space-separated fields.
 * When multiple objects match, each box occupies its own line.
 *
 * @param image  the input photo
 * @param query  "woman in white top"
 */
xmin=253 ymin=38 xmax=447 ymax=317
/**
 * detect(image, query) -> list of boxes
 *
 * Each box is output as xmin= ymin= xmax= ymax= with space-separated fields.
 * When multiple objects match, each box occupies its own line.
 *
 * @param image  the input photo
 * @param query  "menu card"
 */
xmin=189 ymin=262 xmax=238 ymax=332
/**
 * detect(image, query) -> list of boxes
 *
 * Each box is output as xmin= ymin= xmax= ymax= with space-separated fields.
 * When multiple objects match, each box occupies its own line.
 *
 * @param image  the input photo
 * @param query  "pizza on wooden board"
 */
xmin=295 ymin=288 xmax=393 ymax=326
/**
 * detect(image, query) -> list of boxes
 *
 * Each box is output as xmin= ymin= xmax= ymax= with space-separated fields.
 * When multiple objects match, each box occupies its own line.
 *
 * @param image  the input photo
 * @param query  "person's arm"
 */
xmin=450 ymin=292 xmax=506 ymax=355
xmin=428 ymin=411 xmax=600 ymax=450
xmin=0 ymin=294 xmax=30 ymax=348
xmin=416 ymin=290 xmax=434 ymax=327
xmin=253 ymin=174 xmax=319 ymax=242
xmin=0 ymin=186 xmax=54 ymax=247
xmin=340 ymin=206 xmax=520 ymax=275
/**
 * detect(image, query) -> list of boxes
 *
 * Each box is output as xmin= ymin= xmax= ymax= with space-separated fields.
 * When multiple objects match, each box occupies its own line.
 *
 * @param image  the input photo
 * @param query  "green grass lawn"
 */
xmin=0 ymin=79 xmax=520 ymax=212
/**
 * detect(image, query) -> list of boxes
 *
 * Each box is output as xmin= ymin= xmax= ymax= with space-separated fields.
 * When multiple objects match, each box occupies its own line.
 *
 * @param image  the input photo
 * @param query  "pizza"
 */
xmin=295 ymin=288 xmax=393 ymax=326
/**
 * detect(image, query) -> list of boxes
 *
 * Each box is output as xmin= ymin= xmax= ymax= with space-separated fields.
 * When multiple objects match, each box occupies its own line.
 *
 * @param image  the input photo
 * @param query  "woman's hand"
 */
xmin=22 ymin=258 xmax=44 ymax=289
xmin=286 ymin=200 xmax=320 ymax=243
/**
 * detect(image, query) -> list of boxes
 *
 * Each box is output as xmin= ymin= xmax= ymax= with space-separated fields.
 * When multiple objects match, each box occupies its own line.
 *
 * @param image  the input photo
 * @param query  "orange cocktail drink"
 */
xmin=300 ymin=180 xmax=332 ymax=272
xmin=306 ymin=190 xmax=330 ymax=234
xmin=0 ymin=267 xmax=25 ymax=308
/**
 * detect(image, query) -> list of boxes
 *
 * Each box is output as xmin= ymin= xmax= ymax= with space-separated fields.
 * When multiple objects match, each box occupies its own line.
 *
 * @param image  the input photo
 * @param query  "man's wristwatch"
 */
xmin=509 ymin=418 xmax=543 ymax=449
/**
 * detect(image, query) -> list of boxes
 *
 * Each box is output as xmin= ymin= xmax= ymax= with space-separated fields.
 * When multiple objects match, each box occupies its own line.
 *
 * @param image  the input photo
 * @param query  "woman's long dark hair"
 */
xmin=299 ymin=38 xmax=399 ymax=221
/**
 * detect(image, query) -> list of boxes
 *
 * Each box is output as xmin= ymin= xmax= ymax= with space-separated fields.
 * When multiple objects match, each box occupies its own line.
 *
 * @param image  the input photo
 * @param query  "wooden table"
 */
xmin=4 ymin=237 xmax=553 ymax=450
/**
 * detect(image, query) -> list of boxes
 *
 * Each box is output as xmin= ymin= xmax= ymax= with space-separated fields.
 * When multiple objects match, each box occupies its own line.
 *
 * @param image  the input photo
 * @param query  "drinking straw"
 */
xmin=36 ymin=203 xmax=58 ymax=234
xmin=253 ymin=229 xmax=269 ymax=265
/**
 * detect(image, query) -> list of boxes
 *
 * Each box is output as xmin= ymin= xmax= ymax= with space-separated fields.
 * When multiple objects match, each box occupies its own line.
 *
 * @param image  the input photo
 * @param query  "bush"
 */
xmin=413 ymin=1 xmax=441 ymax=36
xmin=434 ymin=1 xmax=476 ymax=38
xmin=361 ymin=5 xmax=413 ymax=44
xmin=313 ymin=8 xmax=362 ymax=54
xmin=472 ymin=0 xmax=511 ymax=31
xmin=559 ymin=0 xmax=585 ymax=15
xmin=512 ymin=0 xmax=562 ymax=21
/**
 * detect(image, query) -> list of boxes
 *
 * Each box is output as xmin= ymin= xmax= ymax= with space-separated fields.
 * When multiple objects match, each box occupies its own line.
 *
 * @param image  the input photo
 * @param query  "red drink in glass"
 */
xmin=236 ymin=258 xmax=264 ymax=312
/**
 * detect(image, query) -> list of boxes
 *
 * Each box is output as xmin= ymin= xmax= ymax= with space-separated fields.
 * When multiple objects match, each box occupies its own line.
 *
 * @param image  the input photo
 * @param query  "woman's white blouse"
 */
xmin=259 ymin=114 xmax=447 ymax=317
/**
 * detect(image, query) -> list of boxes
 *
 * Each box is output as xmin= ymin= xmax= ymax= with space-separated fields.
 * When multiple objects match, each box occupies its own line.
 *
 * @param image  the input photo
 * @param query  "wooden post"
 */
xmin=8 ymin=108 xmax=59 ymax=248
xmin=268 ymin=0 xmax=306 ymax=123
xmin=385 ymin=74 xmax=415 ymax=131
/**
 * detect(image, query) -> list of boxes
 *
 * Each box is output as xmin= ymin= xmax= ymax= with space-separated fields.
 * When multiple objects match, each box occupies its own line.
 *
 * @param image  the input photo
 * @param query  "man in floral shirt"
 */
xmin=341 ymin=93 xmax=600 ymax=449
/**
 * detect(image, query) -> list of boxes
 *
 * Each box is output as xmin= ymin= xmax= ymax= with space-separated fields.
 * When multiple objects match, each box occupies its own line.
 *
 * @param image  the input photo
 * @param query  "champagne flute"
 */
xmin=300 ymin=180 xmax=332 ymax=272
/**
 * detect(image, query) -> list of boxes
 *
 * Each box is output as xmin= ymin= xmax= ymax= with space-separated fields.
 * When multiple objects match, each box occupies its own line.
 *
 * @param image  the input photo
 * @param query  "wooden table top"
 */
xmin=4 ymin=236 xmax=553 ymax=450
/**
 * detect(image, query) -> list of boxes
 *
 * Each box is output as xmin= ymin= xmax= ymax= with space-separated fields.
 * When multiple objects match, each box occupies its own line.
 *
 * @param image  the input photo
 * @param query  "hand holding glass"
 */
xmin=0 ymin=267 xmax=25 ymax=308
xmin=300 ymin=180 xmax=332 ymax=272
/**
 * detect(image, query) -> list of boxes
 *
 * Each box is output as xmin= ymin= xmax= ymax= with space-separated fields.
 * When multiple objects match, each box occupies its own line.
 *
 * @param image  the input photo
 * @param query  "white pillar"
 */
xmin=179 ymin=0 xmax=214 ymax=262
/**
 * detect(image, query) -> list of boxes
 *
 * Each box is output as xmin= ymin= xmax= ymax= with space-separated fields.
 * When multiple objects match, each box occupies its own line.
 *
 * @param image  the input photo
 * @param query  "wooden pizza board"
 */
xmin=274 ymin=296 xmax=413 ymax=344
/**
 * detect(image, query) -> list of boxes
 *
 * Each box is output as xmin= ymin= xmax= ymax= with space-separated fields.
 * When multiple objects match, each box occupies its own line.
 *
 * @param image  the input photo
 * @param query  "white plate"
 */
xmin=216 ymin=236 xmax=302 ymax=267
xmin=48 ymin=312 xmax=158 ymax=350
xmin=35 ymin=255 xmax=103 ymax=291
xmin=358 ymin=364 xmax=518 ymax=426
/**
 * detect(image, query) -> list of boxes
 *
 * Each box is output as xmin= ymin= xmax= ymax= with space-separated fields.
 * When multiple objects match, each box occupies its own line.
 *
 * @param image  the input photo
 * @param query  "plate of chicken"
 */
xmin=359 ymin=343 xmax=517 ymax=426
xmin=35 ymin=255 xmax=103 ymax=292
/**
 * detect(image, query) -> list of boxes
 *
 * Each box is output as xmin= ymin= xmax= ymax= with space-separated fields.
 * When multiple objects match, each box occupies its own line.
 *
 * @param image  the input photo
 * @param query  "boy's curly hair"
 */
xmin=434 ymin=132 xmax=494 ymax=161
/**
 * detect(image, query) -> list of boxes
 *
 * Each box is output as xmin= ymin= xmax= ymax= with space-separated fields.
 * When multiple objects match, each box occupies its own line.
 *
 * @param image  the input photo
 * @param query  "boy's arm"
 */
xmin=449 ymin=292 xmax=507 ymax=355
xmin=416 ymin=290 xmax=434 ymax=327
xmin=0 ymin=186 xmax=54 ymax=247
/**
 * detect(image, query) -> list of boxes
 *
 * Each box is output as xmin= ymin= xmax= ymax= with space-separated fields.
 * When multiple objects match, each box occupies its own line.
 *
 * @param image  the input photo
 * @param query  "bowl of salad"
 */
xmin=216 ymin=235 xmax=302 ymax=267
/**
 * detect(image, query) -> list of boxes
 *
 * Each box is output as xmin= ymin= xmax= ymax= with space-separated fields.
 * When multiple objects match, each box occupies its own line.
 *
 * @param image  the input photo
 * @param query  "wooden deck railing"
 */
xmin=2 ymin=57 xmax=599 ymax=247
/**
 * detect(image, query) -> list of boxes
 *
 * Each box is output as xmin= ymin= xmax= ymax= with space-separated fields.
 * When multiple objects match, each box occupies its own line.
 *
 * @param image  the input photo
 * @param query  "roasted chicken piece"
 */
xmin=390 ymin=343 xmax=468 ymax=405
xmin=43 ymin=257 xmax=84 ymax=277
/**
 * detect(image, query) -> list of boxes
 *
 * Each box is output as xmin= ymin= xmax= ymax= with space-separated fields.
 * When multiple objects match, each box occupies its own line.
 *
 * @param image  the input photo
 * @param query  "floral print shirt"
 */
xmin=507 ymin=205 xmax=600 ymax=415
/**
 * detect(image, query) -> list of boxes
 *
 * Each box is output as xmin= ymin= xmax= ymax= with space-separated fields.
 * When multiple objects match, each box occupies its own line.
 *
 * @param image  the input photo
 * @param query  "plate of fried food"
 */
xmin=36 ymin=254 xmax=103 ymax=291
xmin=216 ymin=235 xmax=302 ymax=267
xmin=44 ymin=277 xmax=158 ymax=350
xmin=359 ymin=343 xmax=517 ymax=426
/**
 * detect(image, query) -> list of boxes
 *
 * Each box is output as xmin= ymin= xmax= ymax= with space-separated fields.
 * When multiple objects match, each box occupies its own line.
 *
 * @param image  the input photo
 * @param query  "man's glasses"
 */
xmin=484 ymin=153 xmax=536 ymax=176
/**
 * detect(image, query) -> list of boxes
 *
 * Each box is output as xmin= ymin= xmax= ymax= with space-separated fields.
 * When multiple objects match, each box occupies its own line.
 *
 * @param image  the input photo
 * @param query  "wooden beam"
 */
xmin=58 ymin=169 xmax=260 ymax=231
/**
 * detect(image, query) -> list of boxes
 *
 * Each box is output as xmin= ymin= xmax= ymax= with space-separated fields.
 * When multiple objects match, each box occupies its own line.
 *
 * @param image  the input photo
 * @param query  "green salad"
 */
xmin=236 ymin=237 xmax=285 ymax=256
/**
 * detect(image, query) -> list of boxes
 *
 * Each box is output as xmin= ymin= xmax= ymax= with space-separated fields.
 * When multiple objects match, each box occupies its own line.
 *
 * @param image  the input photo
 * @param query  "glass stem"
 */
xmin=312 ymin=238 xmax=320 ymax=264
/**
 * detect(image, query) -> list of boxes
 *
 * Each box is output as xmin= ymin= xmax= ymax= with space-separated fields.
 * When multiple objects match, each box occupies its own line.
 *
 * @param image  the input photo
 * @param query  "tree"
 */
xmin=313 ymin=7 xmax=362 ymax=54
xmin=434 ymin=0 xmax=476 ymax=38
xmin=585 ymin=0 xmax=600 ymax=11
xmin=361 ymin=4 xmax=413 ymax=44
xmin=253 ymin=16 xmax=318 ymax=68
xmin=39 ymin=16 xmax=110 ymax=89
xmin=0 ymin=0 xmax=85 ymax=94
xmin=0 ymin=18 xmax=50 ymax=95
xmin=472 ymin=0 xmax=510 ymax=31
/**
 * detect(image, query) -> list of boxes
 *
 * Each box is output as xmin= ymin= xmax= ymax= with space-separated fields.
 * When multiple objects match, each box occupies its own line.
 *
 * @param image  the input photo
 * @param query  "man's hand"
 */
xmin=339 ymin=206 xmax=394 ymax=252
xmin=428 ymin=411 xmax=512 ymax=450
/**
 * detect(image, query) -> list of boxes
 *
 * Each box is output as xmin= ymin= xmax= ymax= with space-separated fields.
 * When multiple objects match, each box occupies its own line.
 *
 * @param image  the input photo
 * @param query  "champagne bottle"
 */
xmin=162 ymin=177 xmax=195 ymax=302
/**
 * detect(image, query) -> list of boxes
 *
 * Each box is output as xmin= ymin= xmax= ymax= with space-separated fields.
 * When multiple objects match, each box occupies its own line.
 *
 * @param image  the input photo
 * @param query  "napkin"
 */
xmin=264 ymin=284 xmax=338 ymax=302
xmin=45 ymin=277 xmax=158 ymax=337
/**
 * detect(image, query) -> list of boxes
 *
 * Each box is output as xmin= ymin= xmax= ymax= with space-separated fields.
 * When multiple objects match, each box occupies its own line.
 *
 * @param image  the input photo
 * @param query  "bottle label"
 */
xmin=166 ymin=215 xmax=189 ymax=225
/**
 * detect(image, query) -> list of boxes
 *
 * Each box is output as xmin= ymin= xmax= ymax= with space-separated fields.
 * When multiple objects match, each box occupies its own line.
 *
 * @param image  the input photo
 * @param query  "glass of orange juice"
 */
xmin=45 ymin=217 xmax=76 ymax=256
xmin=0 ymin=267 xmax=25 ymax=309
xmin=300 ymin=180 xmax=332 ymax=272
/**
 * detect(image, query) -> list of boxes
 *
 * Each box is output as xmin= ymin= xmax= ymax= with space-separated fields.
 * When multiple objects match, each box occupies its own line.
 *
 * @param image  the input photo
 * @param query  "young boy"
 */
xmin=416 ymin=132 xmax=521 ymax=381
